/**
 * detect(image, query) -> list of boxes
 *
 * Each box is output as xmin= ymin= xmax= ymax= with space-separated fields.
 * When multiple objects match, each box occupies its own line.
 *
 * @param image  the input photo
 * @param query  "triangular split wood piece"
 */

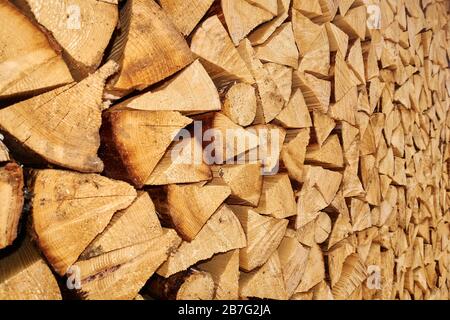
xmin=151 ymin=182 xmax=231 ymax=241
xmin=116 ymin=60 xmax=221 ymax=114
xmin=191 ymin=15 xmax=255 ymax=88
xmin=0 ymin=61 xmax=118 ymax=173
xmin=222 ymin=0 xmax=274 ymax=46
xmin=0 ymin=1 xmax=73 ymax=98
xmin=212 ymin=162 xmax=263 ymax=206
xmin=30 ymin=169 xmax=137 ymax=275
xmin=239 ymin=252 xmax=288 ymax=300
xmin=157 ymin=205 xmax=246 ymax=277
xmin=73 ymin=193 xmax=181 ymax=299
xmin=15 ymin=0 xmax=119 ymax=79
xmin=100 ymin=108 xmax=192 ymax=188
xmin=255 ymin=22 xmax=299 ymax=68
xmin=230 ymin=205 xmax=288 ymax=271
xmin=107 ymin=0 xmax=194 ymax=96
xmin=146 ymin=137 xmax=212 ymax=186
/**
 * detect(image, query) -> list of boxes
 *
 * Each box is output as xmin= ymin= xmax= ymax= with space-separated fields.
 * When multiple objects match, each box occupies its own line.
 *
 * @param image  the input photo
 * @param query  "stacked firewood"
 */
xmin=0 ymin=0 xmax=449 ymax=300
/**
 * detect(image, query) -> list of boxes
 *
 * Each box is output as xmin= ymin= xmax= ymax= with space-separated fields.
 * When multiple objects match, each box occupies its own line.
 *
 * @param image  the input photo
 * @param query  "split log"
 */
xmin=246 ymin=124 xmax=286 ymax=174
xmin=193 ymin=112 xmax=259 ymax=164
xmin=145 ymin=137 xmax=212 ymax=186
xmin=278 ymin=234 xmax=309 ymax=296
xmin=75 ymin=228 xmax=181 ymax=300
xmin=0 ymin=238 xmax=61 ymax=300
xmin=30 ymin=169 xmax=137 ymax=275
xmin=305 ymin=134 xmax=344 ymax=169
xmin=0 ymin=0 xmax=73 ymax=98
xmin=0 ymin=61 xmax=118 ymax=173
xmin=253 ymin=174 xmax=297 ymax=219
xmin=0 ymin=163 xmax=23 ymax=249
xmin=151 ymin=182 xmax=231 ymax=241
xmin=239 ymin=252 xmax=288 ymax=300
xmin=100 ymin=108 xmax=192 ymax=188
xmin=248 ymin=0 xmax=290 ymax=46
xmin=191 ymin=15 xmax=255 ymax=88
xmin=293 ymin=71 xmax=331 ymax=113
xmin=295 ymin=243 xmax=325 ymax=293
xmin=281 ymin=128 xmax=310 ymax=182
xmin=211 ymin=162 xmax=263 ymax=206
xmin=255 ymin=22 xmax=299 ymax=68
xmin=14 ymin=0 xmax=118 ymax=79
xmin=265 ymin=62 xmax=292 ymax=103
xmin=230 ymin=205 xmax=288 ymax=271
xmin=106 ymin=0 xmax=194 ymax=96
xmin=115 ymin=60 xmax=221 ymax=114
xmin=222 ymin=0 xmax=274 ymax=46
xmin=275 ymin=89 xmax=312 ymax=129
xmin=73 ymin=192 xmax=181 ymax=299
xmin=157 ymin=205 xmax=246 ymax=277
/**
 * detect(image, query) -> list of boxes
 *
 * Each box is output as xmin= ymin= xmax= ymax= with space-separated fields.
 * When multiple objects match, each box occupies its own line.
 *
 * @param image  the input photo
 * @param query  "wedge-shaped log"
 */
xmin=0 ymin=0 xmax=73 ymax=98
xmin=158 ymin=205 xmax=246 ymax=277
xmin=248 ymin=0 xmax=290 ymax=45
xmin=331 ymin=254 xmax=367 ymax=299
xmin=15 ymin=0 xmax=118 ymax=79
xmin=275 ymin=89 xmax=312 ymax=129
xmin=101 ymin=108 xmax=192 ymax=188
xmin=253 ymin=174 xmax=297 ymax=219
xmin=107 ymin=0 xmax=193 ymax=96
xmin=0 ymin=238 xmax=61 ymax=300
xmin=333 ymin=6 xmax=367 ymax=40
xmin=146 ymin=137 xmax=212 ymax=185
xmin=239 ymin=252 xmax=288 ymax=300
xmin=305 ymin=134 xmax=344 ymax=169
xmin=298 ymin=26 xmax=330 ymax=77
xmin=0 ymin=61 xmax=118 ymax=173
xmin=222 ymin=0 xmax=274 ymax=46
xmin=30 ymin=169 xmax=137 ymax=275
xmin=152 ymin=182 xmax=231 ymax=241
xmin=191 ymin=15 xmax=254 ymax=88
xmin=115 ymin=60 xmax=220 ymax=114
xmin=211 ymin=162 xmax=263 ymax=206
xmin=293 ymin=71 xmax=331 ymax=113
xmin=295 ymin=243 xmax=325 ymax=293
xmin=80 ymin=192 xmax=164 ymax=259
xmin=281 ymin=128 xmax=310 ymax=182
xmin=265 ymin=62 xmax=292 ymax=103
xmin=194 ymin=112 xmax=259 ymax=164
xmin=255 ymin=22 xmax=299 ymax=68
xmin=230 ymin=206 xmax=288 ymax=271
xmin=0 ymin=163 xmax=23 ymax=249
xmin=75 ymin=229 xmax=181 ymax=300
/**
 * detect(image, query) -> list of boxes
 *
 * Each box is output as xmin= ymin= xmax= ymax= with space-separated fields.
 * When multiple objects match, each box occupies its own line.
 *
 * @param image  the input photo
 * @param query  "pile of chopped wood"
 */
xmin=0 ymin=0 xmax=449 ymax=300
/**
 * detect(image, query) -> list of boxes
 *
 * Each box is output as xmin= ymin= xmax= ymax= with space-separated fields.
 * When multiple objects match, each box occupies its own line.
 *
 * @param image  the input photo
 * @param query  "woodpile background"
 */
xmin=0 ymin=0 xmax=449 ymax=300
